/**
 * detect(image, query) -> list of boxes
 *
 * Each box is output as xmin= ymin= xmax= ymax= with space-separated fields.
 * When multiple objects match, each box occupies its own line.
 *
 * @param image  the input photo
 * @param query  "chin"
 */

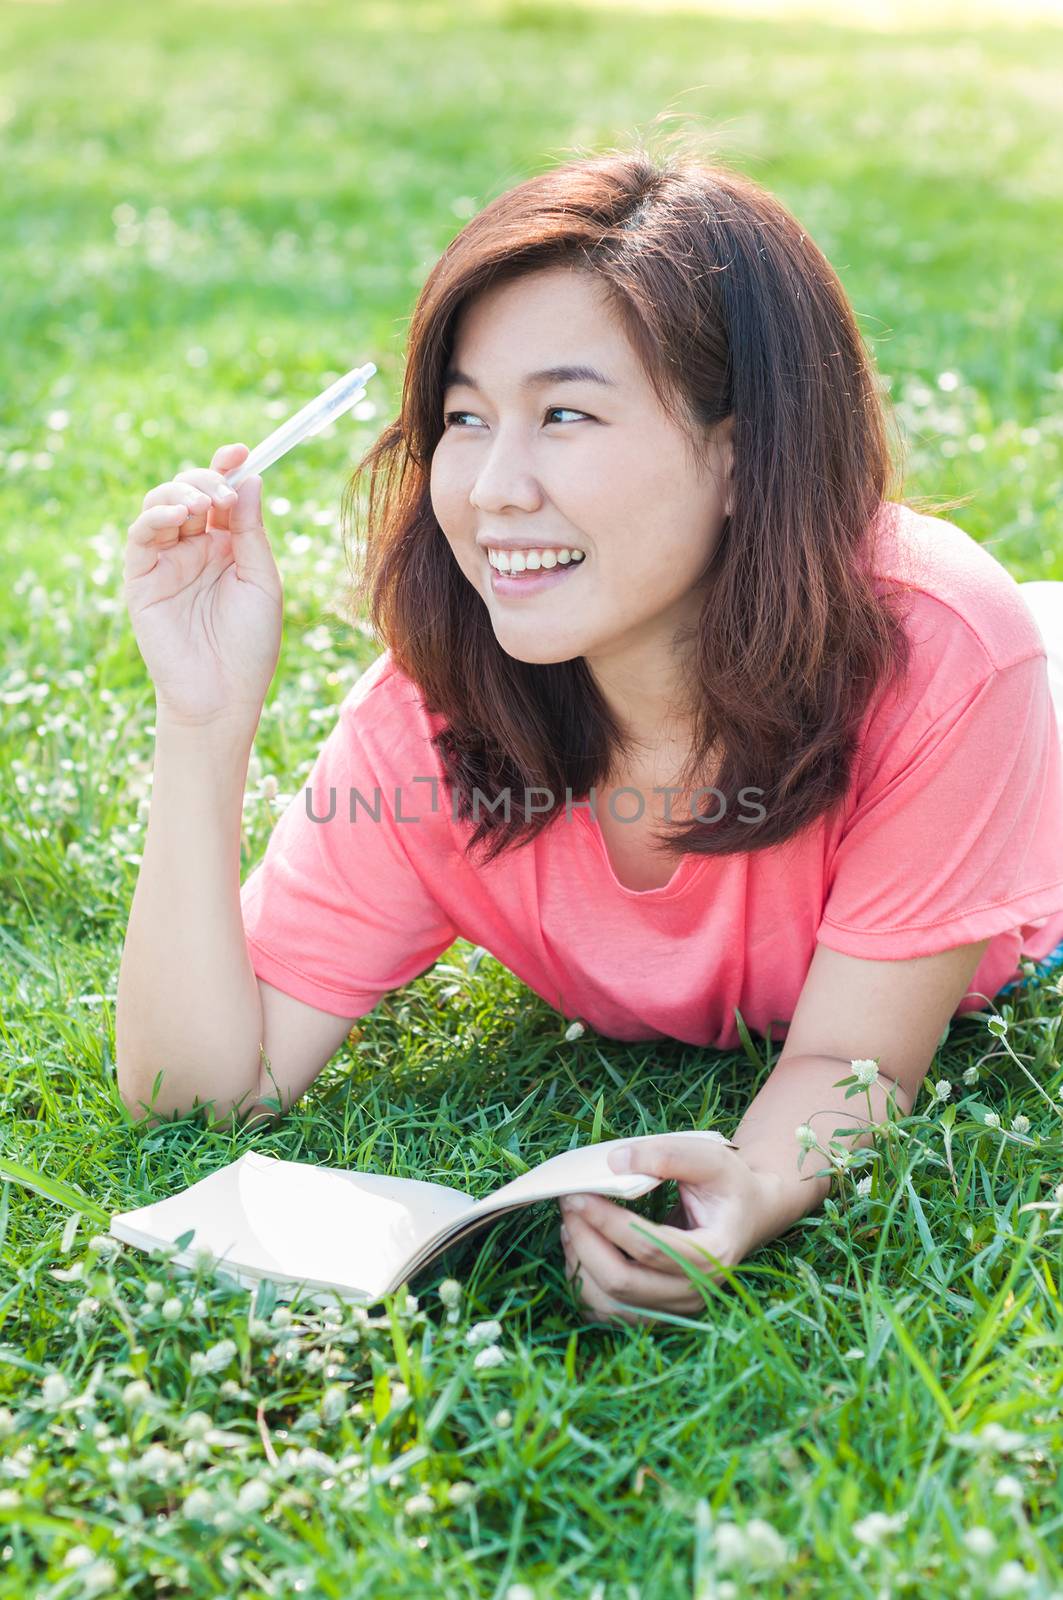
xmin=489 ymin=624 xmax=584 ymax=667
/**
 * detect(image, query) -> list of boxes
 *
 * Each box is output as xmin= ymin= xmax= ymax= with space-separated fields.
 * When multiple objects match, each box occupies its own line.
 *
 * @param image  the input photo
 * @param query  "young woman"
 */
xmin=117 ymin=145 xmax=1063 ymax=1327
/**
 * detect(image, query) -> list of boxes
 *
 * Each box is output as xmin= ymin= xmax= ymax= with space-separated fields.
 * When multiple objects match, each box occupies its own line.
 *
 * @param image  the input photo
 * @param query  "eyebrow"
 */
xmin=442 ymin=363 xmax=619 ymax=394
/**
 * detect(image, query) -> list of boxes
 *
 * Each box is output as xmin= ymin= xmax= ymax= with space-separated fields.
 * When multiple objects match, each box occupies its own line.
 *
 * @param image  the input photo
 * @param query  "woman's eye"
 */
xmin=442 ymin=407 xmax=589 ymax=429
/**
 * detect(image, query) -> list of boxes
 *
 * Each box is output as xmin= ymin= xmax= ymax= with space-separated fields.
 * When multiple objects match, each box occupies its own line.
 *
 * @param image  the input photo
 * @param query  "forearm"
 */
xmin=731 ymin=1052 xmax=916 ymax=1239
xmin=115 ymin=710 xmax=265 ymax=1127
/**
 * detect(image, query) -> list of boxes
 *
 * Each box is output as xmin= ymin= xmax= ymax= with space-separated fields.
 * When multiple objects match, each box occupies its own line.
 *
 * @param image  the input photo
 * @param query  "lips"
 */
xmin=487 ymin=551 xmax=585 ymax=598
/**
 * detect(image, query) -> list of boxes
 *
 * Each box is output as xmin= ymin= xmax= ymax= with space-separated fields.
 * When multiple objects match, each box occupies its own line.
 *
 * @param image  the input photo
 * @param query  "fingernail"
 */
xmin=217 ymin=486 xmax=237 ymax=503
xmin=560 ymin=1225 xmax=570 ymax=1243
xmin=609 ymin=1147 xmax=633 ymax=1172
xmin=565 ymin=1194 xmax=587 ymax=1211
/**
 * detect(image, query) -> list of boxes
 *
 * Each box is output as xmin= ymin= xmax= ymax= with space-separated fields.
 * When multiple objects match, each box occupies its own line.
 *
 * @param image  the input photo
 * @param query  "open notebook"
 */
xmin=108 ymin=1131 xmax=734 ymax=1308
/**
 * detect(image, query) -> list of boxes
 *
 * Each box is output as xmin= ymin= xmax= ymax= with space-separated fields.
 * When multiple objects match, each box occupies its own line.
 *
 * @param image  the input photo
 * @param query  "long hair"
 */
xmin=338 ymin=134 xmax=968 ymax=867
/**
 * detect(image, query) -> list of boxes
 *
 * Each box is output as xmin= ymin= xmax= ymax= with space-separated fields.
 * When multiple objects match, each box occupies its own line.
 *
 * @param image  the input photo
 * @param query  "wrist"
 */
xmin=743 ymin=1154 xmax=831 ymax=1245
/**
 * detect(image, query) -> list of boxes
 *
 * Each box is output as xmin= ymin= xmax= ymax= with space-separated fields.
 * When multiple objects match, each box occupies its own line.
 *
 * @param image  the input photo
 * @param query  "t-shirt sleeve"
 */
xmin=240 ymin=678 xmax=459 ymax=1017
xmin=817 ymin=651 xmax=1063 ymax=959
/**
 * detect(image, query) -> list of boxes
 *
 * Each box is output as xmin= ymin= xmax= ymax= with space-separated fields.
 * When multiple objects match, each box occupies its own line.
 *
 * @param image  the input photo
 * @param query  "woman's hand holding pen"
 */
xmin=123 ymin=441 xmax=282 ymax=730
xmin=558 ymin=1134 xmax=800 ymax=1326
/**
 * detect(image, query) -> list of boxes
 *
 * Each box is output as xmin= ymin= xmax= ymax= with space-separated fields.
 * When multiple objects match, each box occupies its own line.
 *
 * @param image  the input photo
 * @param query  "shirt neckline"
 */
xmin=574 ymin=807 xmax=710 ymax=900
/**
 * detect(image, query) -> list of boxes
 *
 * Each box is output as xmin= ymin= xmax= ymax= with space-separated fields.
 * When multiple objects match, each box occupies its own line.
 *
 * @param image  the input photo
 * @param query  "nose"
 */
xmin=468 ymin=429 xmax=544 ymax=515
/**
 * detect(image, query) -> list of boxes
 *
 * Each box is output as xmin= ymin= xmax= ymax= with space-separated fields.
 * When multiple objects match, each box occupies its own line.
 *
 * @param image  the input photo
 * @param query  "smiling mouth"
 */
xmin=483 ymin=549 xmax=586 ymax=574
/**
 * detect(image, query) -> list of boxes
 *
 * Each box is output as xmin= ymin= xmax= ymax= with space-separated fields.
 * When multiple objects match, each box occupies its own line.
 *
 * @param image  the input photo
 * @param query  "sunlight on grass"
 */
xmin=2 ymin=0 xmax=1062 ymax=1594
xmin=565 ymin=0 xmax=1063 ymax=27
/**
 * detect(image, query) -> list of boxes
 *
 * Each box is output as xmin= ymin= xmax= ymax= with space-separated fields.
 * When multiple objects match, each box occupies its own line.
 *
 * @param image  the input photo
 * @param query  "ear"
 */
xmin=720 ymin=415 xmax=735 ymax=519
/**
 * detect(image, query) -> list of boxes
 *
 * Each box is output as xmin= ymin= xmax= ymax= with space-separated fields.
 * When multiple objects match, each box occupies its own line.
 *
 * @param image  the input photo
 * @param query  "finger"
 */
xmin=210 ymin=441 xmax=249 ymax=474
xmin=561 ymin=1231 xmax=698 ymax=1326
xmin=562 ymin=1209 xmax=713 ymax=1309
xmin=606 ymin=1134 xmax=741 ymax=1186
xmin=142 ymin=482 xmax=214 ymax=514
xmin=127 ymin=501 xmax=196 ymax=550
xmin=561 ymin=1194 xmax=726 ymax=1276
xmin=172 ymin=467 xmax=240 ymax=510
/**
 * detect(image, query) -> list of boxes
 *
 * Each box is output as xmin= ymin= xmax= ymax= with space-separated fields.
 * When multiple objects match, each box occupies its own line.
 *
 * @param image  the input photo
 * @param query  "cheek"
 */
xmin=429 ymin=455 xmax=465 ymax=529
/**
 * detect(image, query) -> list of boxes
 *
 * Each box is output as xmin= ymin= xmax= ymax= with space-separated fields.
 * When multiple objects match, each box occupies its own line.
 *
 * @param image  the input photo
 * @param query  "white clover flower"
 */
xmin=190 ymin=1338 xmax=238 ymax=1376
xmin=122 ymin=1379 xmax=152 ymax=1409
xmin=987 ymin=1016 xmax=1008 ymax=1038
xmin=742 ymin=1518 xmax=788 ymax=1569
xmin=404 ymin=1492 xmax=435 ymax=1516
xmin=182 ymin=1487 xmax=215 ymax=1522
xmin=261 ymin=774 xmax=279 ymax=801
xmin=852 ymin=1058 xmax=879 ymax=1087
xmin=143 ymin=1281 xmax=164 ymax=1304
xmin=963 ymin=1526 xmax=997 ymax=1556
xmin=1011 ymin=1114 xmax=1030 ymax=1135
xmin=962 ymin=1066 xmax=980 ymax=1085
xmin=505 ymin=1586 xmax=536 ymax=1600
xmin=75 ymin=1296 xmax=101 ymax=1323
xmin=466 ymin=1319 xmax=503 ymax=1348
xmin=855 ymin=1176 xmax=873 ymax=1199
xmin=494 ymin=1409 xmax=513 ymax=1428
xmin=139 ymin=1444 xmax=183 ymax=1482
xmin=161 ymin=1297 xmax=183 ymax=1323
xmin=949 ymin=1423 xmax=1027 ymax=1455
xmin=841 ymin=1348 xmax=866 ymax=1362
xmin=88 ymin=1235 xmax=119 ymax=1256
xmin=984 ymin=1112 xmax=1001 ymax=1129
xmin=63 ymin=1545 xmax=95 ymax=1569
xmin=0 ymin=1408 xmax=14 ymax=1438
xmin=320 ymin=1385 xmax=349 ymax=1425
xmin=473 ymin=1344 xmax=507 ymax=1370
xmin=192 ymin=1296 xmax=208 ymax=1316
xmin=981 ymin=1425 xmax=1028 ymax=1454
xmin=564 ymin=1020 xmax=585 ymax=1041
xmin=70 ymin=1559 xmax=116 ymax=1598
xmin=713 ymin=1522 xmax=746 ymax=1568
xmin=993 ymin=1560 xmax=1033 ymax=1596
xmin=448 ymin=1480 xmax=476 ymax=1504
xmin=993 ymin=1474 xmax=1024 ymax=1501
xmin=934 ymin=1079 xmax=952 ymax=1102
xmin=852 ymin=1510 xmax=908 ymax=1547
xmin=182 ymin=1411 xmax=212 ymax=1439
xmin=795 ymin=1124 xmax=817 ymax=1151
xmin=270 ymin=1307 xmax=293 ymax=1329
xmin=0 ymin=1490 xmax=21 ymax=1511
xmin=438 ymin=1279 xmax=462 ymax=1308
xmin=1054 ymin=1183 xmax=1063 ymax=1204
xmin=237 ymin=1478 xmax=271 ymax=1514
xmin=42 ymin=1372 xmax=70 ymax=1408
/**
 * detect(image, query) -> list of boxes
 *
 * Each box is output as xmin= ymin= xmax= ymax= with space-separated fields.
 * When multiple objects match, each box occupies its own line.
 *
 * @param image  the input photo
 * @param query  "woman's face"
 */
xmin=429 ymin=265 xmax=733 ymax=674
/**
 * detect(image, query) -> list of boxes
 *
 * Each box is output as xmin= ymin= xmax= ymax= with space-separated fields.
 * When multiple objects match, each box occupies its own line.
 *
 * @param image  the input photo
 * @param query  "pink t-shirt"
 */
xmin=240 ymin=502 xmax=1063 ymax=1050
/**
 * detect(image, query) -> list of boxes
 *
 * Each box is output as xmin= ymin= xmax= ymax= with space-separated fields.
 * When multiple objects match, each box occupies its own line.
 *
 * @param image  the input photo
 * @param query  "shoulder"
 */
xmin=334 ymin=646 xmax=449 ymax=770
xmin=870 ymin=502 xmax=1047 ymax=718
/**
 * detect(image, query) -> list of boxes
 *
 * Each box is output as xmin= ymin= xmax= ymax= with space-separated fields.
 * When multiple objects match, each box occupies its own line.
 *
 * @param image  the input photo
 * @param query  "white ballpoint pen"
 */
xmin=220 ymin=362 xmax=377 ymax=489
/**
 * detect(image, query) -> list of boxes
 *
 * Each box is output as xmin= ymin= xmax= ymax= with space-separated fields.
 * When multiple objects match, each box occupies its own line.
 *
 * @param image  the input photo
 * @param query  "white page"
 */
xmin=108 ymin=1151 xmax=475 ymax=1302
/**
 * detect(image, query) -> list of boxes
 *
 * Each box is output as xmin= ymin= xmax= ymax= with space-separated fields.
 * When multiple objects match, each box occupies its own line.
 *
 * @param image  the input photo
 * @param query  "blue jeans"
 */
xmin=997 ymin=936 xmax=1063 ymax=996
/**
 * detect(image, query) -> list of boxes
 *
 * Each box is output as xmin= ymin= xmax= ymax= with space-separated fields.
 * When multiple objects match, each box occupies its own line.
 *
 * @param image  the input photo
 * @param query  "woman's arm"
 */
xmin=558 ymin=936 xmax=992 ymax=1324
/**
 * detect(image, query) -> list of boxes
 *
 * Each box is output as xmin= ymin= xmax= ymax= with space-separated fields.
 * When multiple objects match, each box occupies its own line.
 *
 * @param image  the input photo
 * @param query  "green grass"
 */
xmin=2 ymin=0 xmax=1063 ymax=1593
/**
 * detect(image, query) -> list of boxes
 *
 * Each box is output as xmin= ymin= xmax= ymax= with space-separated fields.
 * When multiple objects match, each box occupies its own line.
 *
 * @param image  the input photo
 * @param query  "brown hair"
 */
xmin=339 ymin=133 xmax=969 ymax=868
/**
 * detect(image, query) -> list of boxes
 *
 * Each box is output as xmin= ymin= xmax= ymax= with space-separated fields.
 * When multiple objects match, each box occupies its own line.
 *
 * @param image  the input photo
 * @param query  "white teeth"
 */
xmin=487 ymin=547 xmax=584 ymax=574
